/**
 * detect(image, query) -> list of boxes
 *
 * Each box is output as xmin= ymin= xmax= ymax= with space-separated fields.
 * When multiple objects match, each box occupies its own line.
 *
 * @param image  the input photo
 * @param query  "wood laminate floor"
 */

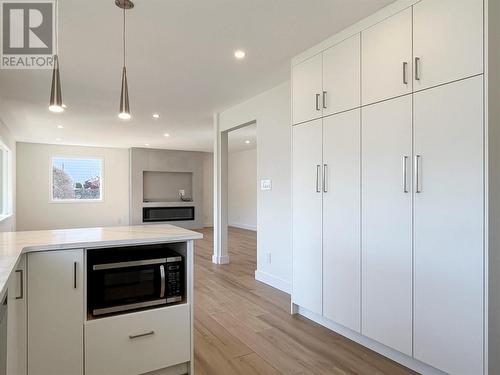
xmin=193 ymin=227 xmax=417 ymax=375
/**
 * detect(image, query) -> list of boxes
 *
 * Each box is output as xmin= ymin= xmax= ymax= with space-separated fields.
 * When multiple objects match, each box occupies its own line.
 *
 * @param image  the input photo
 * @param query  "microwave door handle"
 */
xmin=160 ymin=265 xmax=166 ymax=298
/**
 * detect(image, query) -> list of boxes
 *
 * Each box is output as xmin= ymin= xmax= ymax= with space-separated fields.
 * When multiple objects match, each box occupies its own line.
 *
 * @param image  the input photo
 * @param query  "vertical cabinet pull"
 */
xmin=415 ymin=57 xmax=421 ymax=81
xmin=316 ymin=165 xmax=321 ymax=193
xmin=402 ymin=62 xmax=408 ymax=85
xmin=73 ymin=262 xmax=78 ymax=289
xmin=15 ymin=269 xmax=23 ymax=300
xmin=322 ymin=91 xmax=327 ymax=109
xmin=323 ymin=164 xmax=328 ymax=193
xmin=315 ymin=94 xmax=321 ymax=111
xmin=415 ymin=155 xmax=422 ymax=193
xmin=402 ymin=156 xmax=409 ymax=193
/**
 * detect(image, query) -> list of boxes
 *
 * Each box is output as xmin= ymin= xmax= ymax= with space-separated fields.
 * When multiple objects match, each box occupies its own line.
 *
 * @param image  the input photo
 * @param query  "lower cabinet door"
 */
xmin=85 ymin=304 xmax=191 ymax=375
xmin=28 ymin=250 xmax=84 ymax=375
xmin=322 ymin=109 xmax=361 ymax=332
xmin=361 ymin=95 xmax=413 ymax=355
xmin=7 ymin=255 xmax=26 ymax=375
xmin=292 ymin=119 xmax=323 ymax=314
xmin=413 ymin=76 xmax=484 ymax=374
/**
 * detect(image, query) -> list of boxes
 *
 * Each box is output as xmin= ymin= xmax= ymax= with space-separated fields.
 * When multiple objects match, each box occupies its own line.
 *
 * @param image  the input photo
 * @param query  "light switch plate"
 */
xmin=260 ymin=179 xmax=272 ymax=190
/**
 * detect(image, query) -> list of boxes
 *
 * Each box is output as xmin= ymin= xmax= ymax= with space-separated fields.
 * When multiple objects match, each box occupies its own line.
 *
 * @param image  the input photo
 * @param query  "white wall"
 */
xmin=202 ymin=153 xmax=214 ymax=227
xmin=16 ymin=143 xmax=129 ymax=231
xmin=219 ymin=81 xmax=291 ymax=293
xmin=489 ymin=0 xmax=500 ymax=371
xmin=228 ymin=148 xmax=257 ymax=231
xmin=0 ymin=119 xmax=15 ymax=232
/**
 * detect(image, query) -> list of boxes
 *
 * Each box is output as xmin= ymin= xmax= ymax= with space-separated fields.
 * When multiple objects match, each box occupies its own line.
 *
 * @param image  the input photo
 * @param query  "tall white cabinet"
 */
xmin=322 ymin=110 xmax=361 ymax=333
xmin=361 ymin=96 xmax=413 ymax=355
xmin=291 ymin=0 xmax=487 ymax=374
xmin=292 ymin=119 xmax=323 ymax=314
xmin=413 ymin=76 xmax=484 ymax=374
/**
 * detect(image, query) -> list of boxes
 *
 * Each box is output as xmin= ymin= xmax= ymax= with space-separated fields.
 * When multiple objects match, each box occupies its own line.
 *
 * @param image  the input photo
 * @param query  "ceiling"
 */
xmin=228 ymin=123 xmax=256 ymax=153
xmin=0 ymin=0 xmax=394 ymax=152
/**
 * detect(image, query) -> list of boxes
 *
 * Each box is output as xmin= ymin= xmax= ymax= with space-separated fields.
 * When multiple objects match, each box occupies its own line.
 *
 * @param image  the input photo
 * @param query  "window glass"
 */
xmin=51 ymin=157 xmax=103 ymax=201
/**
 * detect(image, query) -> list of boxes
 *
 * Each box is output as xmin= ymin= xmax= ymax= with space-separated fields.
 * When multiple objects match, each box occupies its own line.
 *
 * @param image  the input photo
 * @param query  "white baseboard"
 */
xmin=255 ymin=270 xmax=291 ymax=294
xmin=229 ymin=223 xmax=257 ymax=231
xmin=212 ymin=254 xmax=230 ymax=264
xmin=296 ymin=306 xmax=446 ymax=375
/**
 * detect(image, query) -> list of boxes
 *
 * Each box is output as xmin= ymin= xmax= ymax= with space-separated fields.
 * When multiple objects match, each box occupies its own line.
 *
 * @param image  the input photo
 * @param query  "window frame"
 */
xmin=0 ymin=141 xmax=13 ymax=221
xmin=49 ymin=155 xmax=105 ymax=203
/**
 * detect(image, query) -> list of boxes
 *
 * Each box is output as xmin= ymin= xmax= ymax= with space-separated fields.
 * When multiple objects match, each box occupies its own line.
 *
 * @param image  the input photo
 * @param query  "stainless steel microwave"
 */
xmin=87 ymin=245 xmax=184 ymax=317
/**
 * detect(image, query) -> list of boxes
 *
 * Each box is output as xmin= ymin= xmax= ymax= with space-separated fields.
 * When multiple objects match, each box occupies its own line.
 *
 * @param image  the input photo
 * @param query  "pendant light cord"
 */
xmin=123 ymin=5 xmax=126 ymax=68
xmin=55 ymin=0 xmax=58 ymax=56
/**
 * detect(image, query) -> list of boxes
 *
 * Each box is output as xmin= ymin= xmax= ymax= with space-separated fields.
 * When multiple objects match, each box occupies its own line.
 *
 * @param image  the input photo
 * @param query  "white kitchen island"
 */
xmin=0 ymin=224 xmax=202 ymax=375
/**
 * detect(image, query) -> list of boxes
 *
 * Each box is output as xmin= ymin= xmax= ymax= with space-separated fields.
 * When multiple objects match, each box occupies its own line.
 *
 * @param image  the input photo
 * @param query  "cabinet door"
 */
xmin=292 ymin=119 xmax=323 ymax=314
xmin=362 ymin=8 xmax=412 ymax=105
xmin=413 ymin=0 xmax=483 ymax=91
xmin=7 ymin=255 xmax=26 ymax=375
xmin=414 ymin=77 xmax=483 ymax=374
xmin=28 ymin=250 xmax=84 ymax=375
xmin=361 ymin=95 xmax=412 ymax=355
xmin=322 ymin=34 xmax=360 ymax=116
xmin=322 ymin=110 xmax=361 ymax=332
xmin=292 ymin=54 xmax=322 ymax=125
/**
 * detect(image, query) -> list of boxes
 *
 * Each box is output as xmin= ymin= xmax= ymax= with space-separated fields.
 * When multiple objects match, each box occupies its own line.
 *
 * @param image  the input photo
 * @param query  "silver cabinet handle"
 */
xmin=322 ymin=91 xmax=327 ymax=109
xmin=323 ymin=164 xmax=328 ymax=193
xmin=73 ymin=262 xmax=77 ymax=289
xmin=415 ymin=155 xmax=422 ymax=193
xmin=15 ymin=270 xmax=23 ymax=300
xmin=402 ymin=156 xmax=409 ymax=193
xmin=403 ymin=62 xmax=408 ymax=85
xmin=415 ymin=57 xmax=421 ymax=81
xmin=316 ymin=165 xmax=321 ymax=193
xmin=315 ymin=93 xmax=321 ymax=111
xmin=159 ymin=265 xmax=165 ymax=298
xmin=129 ymin=331 xmax=155 ymax=340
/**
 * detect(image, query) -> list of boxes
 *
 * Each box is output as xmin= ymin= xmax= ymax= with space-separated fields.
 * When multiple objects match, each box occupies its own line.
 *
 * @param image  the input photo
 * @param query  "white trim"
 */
xmin=228 ymin=223 xmax=257 ymax=231
xmin=255 ymin=270 xmax=291 ymax=294
xmin=211 ymin=254 xmax=229 ymax=265
xmin=297 ymin=306 xmax=446 ymax=375
xmin=49 ymin=155 xmax=104 ymax=203
xmin=0 ymin=140 xmax=13 ymax=217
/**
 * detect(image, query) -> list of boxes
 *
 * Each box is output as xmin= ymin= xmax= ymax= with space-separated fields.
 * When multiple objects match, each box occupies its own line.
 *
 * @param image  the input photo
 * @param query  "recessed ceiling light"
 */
xmin=163 ymin=133 xmax=170 ymax=137
xmin=234 ymin=50 xmax=246 ymax=59
xmin=245 ymin=140 xmax=251 ymax=144
xmin=145 ymin=143 xmax=150 ymax=146
xmin=152 ymin=113 xmax=160 ymax=119
xmin=56 ymin=124 xmax=64 ymax=129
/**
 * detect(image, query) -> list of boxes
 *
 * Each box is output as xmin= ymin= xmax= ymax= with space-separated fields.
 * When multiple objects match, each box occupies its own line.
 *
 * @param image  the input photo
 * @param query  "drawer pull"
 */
xmin=129 ymin=330 xmax=155 ymax=340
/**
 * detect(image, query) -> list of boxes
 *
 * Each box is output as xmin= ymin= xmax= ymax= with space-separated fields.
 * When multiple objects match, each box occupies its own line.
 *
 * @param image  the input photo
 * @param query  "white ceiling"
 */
xmin=0 ymin=0 xmax=394 ymax=152
xmin=228 ymin=122 xmax=256 ymax=153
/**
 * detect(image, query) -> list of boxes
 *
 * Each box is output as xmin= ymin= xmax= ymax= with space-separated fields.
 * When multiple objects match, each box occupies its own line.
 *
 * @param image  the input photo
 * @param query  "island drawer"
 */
xmin=85 ymin=303 xmax=191 ymax=375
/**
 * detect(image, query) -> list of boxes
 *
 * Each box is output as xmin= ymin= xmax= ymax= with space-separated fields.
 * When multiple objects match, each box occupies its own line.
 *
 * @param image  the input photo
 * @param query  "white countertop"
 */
xmin=0 ymin=224 xmax=203 ymax=298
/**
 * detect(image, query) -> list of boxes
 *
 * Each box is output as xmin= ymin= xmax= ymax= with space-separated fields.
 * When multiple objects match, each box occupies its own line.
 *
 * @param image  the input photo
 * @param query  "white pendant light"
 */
xmin=49 ymin=0 xmax=64 ymax=113
xmin=117 ymin=0 xmax=133 ymax=120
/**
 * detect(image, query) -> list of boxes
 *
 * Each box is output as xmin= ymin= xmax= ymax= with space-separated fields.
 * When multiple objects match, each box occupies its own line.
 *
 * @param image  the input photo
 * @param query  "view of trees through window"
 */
xmin=52 ymin=157 xmax=102 ymax=200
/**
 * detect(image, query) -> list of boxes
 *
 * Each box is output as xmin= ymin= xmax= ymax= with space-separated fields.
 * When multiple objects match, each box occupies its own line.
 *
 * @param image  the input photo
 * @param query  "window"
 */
xmin=0 ymin=142 xmax=12 ymax=218
xmin=51 ymin=157 xmax=103 ymax=202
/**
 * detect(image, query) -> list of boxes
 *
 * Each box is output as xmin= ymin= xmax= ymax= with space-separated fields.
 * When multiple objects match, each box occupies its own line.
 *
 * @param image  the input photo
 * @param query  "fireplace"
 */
xmin=143 ymin=206 xmax=195 ymax=223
